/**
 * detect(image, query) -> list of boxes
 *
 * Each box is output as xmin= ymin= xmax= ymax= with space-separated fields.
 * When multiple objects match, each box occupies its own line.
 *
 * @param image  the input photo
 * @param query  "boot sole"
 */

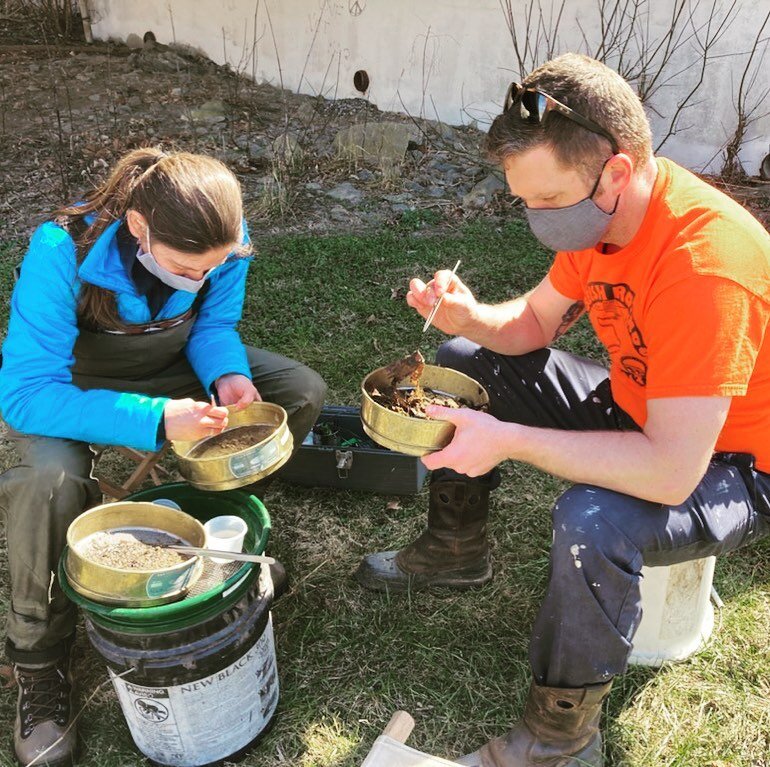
xmin=354 ymin=564 xmax=493 ymax=593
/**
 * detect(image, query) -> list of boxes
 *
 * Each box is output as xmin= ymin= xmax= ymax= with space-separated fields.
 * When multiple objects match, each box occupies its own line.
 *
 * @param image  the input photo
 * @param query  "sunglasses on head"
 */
xmin=504 ymin=82 xmax=619 ymax=155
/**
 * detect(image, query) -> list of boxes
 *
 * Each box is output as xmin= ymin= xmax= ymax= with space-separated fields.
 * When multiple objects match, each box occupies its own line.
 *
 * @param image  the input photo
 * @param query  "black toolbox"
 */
xmin=280 ymin=405 xmax=428 ymax=494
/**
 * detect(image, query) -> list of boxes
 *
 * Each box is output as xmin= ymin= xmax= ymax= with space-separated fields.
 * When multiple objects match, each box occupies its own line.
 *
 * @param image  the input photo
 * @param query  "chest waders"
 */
xmin=0 ymin=277 xmax=213 ymax=767
xmin=3 ymin=293 xmax=207 ymax=665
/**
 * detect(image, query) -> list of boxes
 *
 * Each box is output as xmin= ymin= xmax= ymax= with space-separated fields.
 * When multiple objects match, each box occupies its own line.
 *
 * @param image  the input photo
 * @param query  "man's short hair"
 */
xmin=486 ymin=53 xmax=652 ymax=179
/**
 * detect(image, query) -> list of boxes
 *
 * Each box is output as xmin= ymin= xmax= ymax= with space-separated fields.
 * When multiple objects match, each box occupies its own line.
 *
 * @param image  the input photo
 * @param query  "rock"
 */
xmin=135 ymin=49 xmax=191 ymax=74
xmin=189 ymin=100 xmax=227 ymax=124
xmin=334 ymin=121 xmax=419 ymax=167
xmin=126 ymin=33 xmax=144 ymax=50
xmin=272 ymin=133 xmax=303 ymax=165
xmin=356 ymin=168 xmax=375 ymax=182
xmin=360 ymin=211 xmax=387 ymax=226
xmin=430 ymin=160 xmax=459 ymax=174
xmin=254 ymin=174 xmax=275 ymax=192
xmin=383 ymin=193 xmax=410 ymax=204
xmin=427 ymin=186 xmax=445 ymax=198
xmin=295 ymin=101 xmax=317 ymax=124
xmin=248 ymin=142 xmax=270 ymax=160
xmin=330 ymin=205 xmax=354 ymax=223
xmin=408 ymin=149 xmax=424 ymax=164
xmin=462 ymin=173 xmax=505 ymax=209
xmin=304 ymin=182 xmax=322 ymax=191
xmin=326 ymin=182 xmax=363 ymax=204
xmin=439 ymin=123 xmax=457 ymax=141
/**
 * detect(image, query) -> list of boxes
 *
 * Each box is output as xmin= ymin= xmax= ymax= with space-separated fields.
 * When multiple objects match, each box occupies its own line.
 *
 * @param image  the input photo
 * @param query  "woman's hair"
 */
xmin=55 ymin=148 xmax=249 ymax=330
xmin=486 ymin=53 xmax=653 ymax=181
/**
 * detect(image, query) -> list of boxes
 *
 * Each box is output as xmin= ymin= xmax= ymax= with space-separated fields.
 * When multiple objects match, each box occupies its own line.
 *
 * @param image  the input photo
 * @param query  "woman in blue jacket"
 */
xmin=0 ymin=147 xmax=326 ymax=765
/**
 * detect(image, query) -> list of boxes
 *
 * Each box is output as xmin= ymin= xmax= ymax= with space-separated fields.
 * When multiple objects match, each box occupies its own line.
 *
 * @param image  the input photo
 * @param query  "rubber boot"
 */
xmin=456 ymin=680 xmax=613 ymax=767
xmin=13 ymin=654 xmax=77 ymax=767
xmin=354 ymin=471 xmax=498 ymax=592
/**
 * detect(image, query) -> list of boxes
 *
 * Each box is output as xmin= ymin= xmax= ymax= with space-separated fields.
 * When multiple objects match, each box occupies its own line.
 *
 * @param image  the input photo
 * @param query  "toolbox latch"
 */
xmin=335 ymin=449 xmax=353 ymax=478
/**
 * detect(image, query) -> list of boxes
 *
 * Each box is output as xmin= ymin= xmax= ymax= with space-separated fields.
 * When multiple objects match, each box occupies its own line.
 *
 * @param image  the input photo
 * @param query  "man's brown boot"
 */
xmin=457 ymin=680 xmax=613 ymax=767
xmin=13 ymin=656 xmax=77 ymax=767
xmin=354 ymin=473 xmax=496 ymax=592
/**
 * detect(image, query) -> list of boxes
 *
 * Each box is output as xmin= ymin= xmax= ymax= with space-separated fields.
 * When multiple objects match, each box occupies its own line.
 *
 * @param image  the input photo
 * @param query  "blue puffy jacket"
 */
xmin=0 ymin=218 xmax=252 ymax=450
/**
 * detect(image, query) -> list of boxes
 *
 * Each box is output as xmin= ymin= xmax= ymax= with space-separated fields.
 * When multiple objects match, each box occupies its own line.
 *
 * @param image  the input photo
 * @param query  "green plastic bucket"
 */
xmin=59 ymin=483 xmax=271 ymax=634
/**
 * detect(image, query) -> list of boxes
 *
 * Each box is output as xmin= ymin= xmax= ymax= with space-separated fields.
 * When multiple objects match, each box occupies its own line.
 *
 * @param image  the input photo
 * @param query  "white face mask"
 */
xmin=135 ymin=230 xmax=211 ymax=293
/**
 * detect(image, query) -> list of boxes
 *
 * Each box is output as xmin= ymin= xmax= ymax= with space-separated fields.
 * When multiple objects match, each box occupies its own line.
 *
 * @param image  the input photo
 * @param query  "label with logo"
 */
xmin=110 ymin=617 xmax=278 ymax=766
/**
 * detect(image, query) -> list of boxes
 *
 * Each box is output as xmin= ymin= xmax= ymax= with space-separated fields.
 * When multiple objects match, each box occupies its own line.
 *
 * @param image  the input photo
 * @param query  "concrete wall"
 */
xmin=88 ymin=0 xmax=770 ymax=175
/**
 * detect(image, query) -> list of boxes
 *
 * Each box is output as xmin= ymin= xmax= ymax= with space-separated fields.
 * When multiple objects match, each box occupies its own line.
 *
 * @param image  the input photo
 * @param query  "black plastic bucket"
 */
xmin=61 ymin=484 xmax=279 ymax=767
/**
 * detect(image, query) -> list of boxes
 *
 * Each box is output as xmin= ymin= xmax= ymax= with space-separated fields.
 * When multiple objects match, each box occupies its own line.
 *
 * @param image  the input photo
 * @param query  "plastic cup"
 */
xmin=203 ymin=515 xmax=248 ymax=564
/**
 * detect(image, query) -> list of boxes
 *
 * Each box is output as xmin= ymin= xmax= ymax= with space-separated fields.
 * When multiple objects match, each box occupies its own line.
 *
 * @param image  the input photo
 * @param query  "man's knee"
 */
xmin=435 ymin=337 xmax=480 ymax=374
xmin=551 ymin=485 xmax=642 ymax=571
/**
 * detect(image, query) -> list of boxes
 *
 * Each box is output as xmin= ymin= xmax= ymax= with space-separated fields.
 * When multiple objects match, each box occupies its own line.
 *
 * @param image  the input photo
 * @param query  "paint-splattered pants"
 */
xmin=437 ymin=338 xmax=770 ymax=688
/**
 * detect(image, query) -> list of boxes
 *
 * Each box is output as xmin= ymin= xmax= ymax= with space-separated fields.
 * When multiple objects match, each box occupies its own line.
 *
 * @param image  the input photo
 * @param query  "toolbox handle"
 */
xmin=335 ymin=449 xmax=353 ymax=478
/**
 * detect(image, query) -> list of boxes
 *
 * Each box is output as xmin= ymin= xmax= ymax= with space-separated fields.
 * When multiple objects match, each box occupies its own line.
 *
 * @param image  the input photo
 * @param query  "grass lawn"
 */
xmin=0 ymin=219 xmax=768 ymax=766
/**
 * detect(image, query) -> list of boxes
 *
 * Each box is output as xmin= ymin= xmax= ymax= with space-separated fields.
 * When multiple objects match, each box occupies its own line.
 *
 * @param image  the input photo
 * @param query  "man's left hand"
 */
xmin=215 ymin=373 xmax=261 ymax=409
xmin=421 ymin=406 xmax=510 ymax=475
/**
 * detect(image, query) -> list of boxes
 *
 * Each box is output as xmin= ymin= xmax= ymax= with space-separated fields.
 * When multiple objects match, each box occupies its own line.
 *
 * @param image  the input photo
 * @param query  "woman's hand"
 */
xmin=163 ymin=398 xmax=230 ymax=441
xmin=406 ymin=269 xmax=478 ymax=336
xmin=215 ymin=373 xmax=261 ymax=409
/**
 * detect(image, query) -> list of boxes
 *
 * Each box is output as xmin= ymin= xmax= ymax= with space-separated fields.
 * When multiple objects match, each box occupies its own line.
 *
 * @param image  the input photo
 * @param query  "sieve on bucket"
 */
xmin=64 ymin=501 xmax=207 ymax=607
xmin=59 ymin=484 xmax=272 ymax=633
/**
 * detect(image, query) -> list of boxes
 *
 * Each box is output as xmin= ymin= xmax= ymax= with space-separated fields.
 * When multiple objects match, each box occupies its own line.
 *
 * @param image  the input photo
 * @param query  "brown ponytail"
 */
xmin=54 ymin=148 xmax=249 ymax=331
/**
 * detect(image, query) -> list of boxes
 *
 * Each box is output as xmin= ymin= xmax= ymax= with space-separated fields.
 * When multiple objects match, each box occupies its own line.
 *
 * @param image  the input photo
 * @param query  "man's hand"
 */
xmin=215 ymin=373 xmax=261 ymax=409
xmin=421 ymin=406 xmax=512 ymax=475
xmin=164 ymin=398 xmax=229 ymax=441
xmin=407 ymin=269 xmax=479 ymax=336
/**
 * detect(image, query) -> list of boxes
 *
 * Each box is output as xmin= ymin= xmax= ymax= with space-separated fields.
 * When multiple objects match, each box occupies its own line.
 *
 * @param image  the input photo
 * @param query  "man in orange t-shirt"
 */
xmin=355 ymin=54 xmax=770 ymax=767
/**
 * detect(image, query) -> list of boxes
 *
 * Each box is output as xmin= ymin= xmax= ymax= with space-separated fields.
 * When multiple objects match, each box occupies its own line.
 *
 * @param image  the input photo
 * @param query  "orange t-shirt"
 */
xmin=549 ymin=158 xmax=770 ymax=471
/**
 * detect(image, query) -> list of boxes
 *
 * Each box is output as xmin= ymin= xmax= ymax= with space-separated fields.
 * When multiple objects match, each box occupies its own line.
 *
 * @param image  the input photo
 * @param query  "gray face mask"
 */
xmin=524 ymin=163 xmax=618 ymax=252
xmin=135 ymin=230 xmax=210 ymax=293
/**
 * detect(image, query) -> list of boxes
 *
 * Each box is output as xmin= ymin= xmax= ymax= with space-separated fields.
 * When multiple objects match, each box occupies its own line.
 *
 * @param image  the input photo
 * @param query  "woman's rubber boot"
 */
xmin=354 ymin=471 xmax=498 ymax=593
xmin=456 ymin=680 xmax=613 ymax=767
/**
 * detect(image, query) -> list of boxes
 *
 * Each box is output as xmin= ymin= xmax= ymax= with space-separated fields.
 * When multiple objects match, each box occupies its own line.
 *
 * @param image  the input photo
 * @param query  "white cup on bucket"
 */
xmin=204 ymin=515 xmax=248 ymax=563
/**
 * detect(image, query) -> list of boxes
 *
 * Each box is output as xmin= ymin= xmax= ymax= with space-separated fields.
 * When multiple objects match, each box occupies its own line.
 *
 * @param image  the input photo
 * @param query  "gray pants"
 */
xmin=438 ymin=338 xmax=770 ymax=687
xmin=0 ymin=346 xmax=325 ymax=663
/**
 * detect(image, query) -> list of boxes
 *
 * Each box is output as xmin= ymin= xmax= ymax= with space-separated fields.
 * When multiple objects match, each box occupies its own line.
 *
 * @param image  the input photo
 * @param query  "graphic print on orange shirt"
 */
xmin=585 ymin=281 xmax=648 ymax=387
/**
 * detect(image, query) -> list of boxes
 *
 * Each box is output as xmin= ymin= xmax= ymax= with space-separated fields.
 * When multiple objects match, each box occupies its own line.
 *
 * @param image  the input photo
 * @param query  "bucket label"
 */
xmin=110 ymin=616 xmax=279 ymax=767
xmin=145 ymin=566 xmax=195 ymax=599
